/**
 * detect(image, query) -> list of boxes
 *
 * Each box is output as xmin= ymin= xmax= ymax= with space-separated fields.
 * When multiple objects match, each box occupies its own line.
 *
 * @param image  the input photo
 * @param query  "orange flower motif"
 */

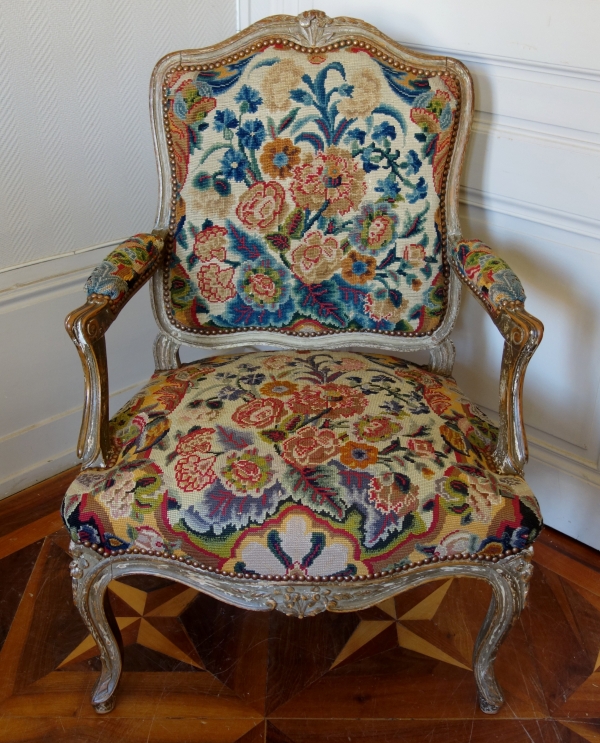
xmin=440 ymin=425 xmax=469 ymax=455
xmin=339 ymin=441 xmax=379 ymax=469
xmin=290 ymin=231 xmax=342 ymax=285
xmin=341 ymin=251 xmax=377 ymax=285
xmin=407 ymin=438 xmax=436 ymax=458
xmin=231 ymin=397 xmax=286 ymax=429
xmin=263 ymin=354 xmax=295 ymax=371
xmin=236 ymin=181 xmax=286 ymax=230
xmin=193 ymin=225 xmax=228 ymax=262
xmin=354 ymin=416 xmax=401 ymax=442
xmin=260 ymin=138 xmax=301 ymax=179
xmin=174 ymin=454 xmax=217 ymax=492
xmin=197 ymin=263 xmax=236 ymax=303
xmin=288 ymin=383 xmax=368 ymax=419
xmin=291 ymin=147 xmax=366 ymax=217
xmin=259 ymin=380 xmax=299 ymax=397
xmin=423 ymin=386 xmax=452 ymax=416
xmin=282 ymin=428 xmax=340 ymax=467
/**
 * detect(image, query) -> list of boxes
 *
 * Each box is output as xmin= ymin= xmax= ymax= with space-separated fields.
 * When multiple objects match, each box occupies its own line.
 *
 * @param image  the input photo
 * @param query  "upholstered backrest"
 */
xmin=151 ymin=13 xmax=470 ymax=347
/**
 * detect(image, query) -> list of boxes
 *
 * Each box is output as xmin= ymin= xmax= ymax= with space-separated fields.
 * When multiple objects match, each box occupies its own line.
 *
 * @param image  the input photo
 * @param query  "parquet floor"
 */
xmin=1 ymin=470 xmax=599 ymax=741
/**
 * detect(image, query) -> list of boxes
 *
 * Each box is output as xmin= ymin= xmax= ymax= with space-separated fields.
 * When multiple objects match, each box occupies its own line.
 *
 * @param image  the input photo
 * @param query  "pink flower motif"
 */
xmin=197 ymin=263 xmax=236 ymax=303
xmin=193 ymin=225 xmax=228 ymax=262
xmin=291 ymin=147 xmax=366 ymax=217
xmin=231 ymin=397 xmax=286 ymax=429
xmin=134 ymin=526 xmax=166 ymax=551
xmin=248 ymin=272 xmax=277 ymax=300
xmin=236 ymin=181 xmax=286 ymax=230
xmin=290 ymin=231 xmax=342 ymax=285
xmin=281 ymin=428 xmax=340 ymax=466
xmin=403 ymin=243 xmax=426 ymax=268
xmin=174 ymin=454 xmax=217 ymax=492
xmin=176 ymin=428 xmax=215 ymax=455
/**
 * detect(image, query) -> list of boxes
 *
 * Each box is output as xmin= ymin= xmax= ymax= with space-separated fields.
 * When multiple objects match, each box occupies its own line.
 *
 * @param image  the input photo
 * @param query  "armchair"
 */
xmin=63 ymin=10 xmax=543 ymax=716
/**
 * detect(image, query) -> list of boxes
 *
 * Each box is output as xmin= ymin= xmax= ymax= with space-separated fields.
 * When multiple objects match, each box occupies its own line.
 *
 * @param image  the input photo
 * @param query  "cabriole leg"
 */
xmin=69 ymin=543 xmax=123 ymax=714
xmin=473 ymin=550 xmax=534 ymax=713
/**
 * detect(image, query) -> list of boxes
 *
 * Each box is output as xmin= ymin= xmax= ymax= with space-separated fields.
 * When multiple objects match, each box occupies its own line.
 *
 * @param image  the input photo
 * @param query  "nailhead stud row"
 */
xmin=158 ymin=37 xmax=460 ymax=339
xmin=82 ymin=540 xmax=522 ymax=581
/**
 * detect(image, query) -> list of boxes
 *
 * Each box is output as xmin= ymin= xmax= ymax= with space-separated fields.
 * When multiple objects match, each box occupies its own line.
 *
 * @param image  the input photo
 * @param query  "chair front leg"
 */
xmin=69 ymin=543 xmax=123 ymax=714
xmin=473 ymin=547 xmax=534 ymax=713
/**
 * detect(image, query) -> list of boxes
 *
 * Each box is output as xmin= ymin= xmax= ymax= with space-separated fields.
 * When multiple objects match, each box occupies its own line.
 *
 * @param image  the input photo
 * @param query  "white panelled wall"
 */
xmin=1 ymin=0 xmax=599 ymax=550
xmin=0 ymin=1 xmax=238 ymax=495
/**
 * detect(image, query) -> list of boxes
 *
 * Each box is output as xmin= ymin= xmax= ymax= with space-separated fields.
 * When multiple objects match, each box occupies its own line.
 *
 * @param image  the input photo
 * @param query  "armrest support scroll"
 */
xmin=65 ymin=230 xmax=167 ymax=469
xmin=449 ymin=238 xmax=543 ymax=476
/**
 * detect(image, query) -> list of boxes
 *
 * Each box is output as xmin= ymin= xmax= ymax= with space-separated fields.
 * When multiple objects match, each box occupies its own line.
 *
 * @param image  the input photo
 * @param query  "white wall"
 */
xmin=0 ymin=0 xmax=237 ymax=495
xmin=238 ymin=1 xmax=600 ymax=549
xmin=2 ymin=0 xmax=599 ymax=551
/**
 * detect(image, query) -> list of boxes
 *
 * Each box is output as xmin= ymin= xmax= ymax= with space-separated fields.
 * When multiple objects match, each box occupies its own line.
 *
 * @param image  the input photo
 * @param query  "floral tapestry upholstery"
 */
xmin=165 ymin=45 xmax=461 ymax=336
xmin=85 ymin=233 xmax=164 ymax=305
xmin=62 ymin=351 xmax=542 ymax=578
xmin=452 ymin=239 xmax=526 ymax=312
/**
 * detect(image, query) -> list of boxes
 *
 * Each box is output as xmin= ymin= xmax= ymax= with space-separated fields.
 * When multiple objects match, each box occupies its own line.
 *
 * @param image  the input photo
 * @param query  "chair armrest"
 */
xmin=449 ymin=238 xmax=543 ymax=476
xmin=85 ymin=232 xmax=165 ymax=307
xmin=65 ymin=230 xmax=167 ymax=469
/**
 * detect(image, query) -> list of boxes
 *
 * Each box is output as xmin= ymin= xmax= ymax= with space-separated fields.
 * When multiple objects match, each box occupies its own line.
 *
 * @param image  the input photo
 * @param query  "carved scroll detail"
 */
xmin=428 ymin=338 xmax=456 ymax=376
xmin=289 ymin=10 xmax=335 ymax=46
xmin=153 ymin=332 xmax=181 ymax=371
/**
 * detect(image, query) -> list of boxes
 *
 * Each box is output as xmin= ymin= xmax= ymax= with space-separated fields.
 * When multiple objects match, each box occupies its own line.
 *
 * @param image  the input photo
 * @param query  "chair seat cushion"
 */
xmin=62 ymin=351 xmax=542 ymax=578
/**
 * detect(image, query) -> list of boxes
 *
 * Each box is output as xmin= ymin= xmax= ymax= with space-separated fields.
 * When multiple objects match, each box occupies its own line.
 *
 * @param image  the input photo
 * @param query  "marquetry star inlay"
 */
xmin=332 ymin=578 xmax=472 ymax=670
xmin=59 ymin=579 xmax=202 ymax=669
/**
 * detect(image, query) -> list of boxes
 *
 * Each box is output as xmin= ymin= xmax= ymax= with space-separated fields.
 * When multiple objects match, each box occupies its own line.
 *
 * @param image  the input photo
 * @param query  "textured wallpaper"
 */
xmin=0 ymin=0 xmax=237 ymax=270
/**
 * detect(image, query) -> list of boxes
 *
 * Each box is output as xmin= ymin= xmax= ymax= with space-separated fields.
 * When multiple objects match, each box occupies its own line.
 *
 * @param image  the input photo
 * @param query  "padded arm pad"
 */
xmin=85 ymin=233 xmax=164 ymax=305
xmin=452 ymin=239 xmax=526 ymax=311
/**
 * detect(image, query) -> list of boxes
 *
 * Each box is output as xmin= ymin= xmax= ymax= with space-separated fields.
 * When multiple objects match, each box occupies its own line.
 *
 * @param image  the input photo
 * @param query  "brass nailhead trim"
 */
xmin=81 ymin=541 xmax=521 ymax=577
xmin=161 ymin=39 xmax=460 ymax=338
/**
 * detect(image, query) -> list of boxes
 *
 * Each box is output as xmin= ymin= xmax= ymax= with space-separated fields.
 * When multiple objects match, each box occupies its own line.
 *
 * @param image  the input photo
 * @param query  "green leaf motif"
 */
xmin=284 ymin=208 xmax=305 ymax=239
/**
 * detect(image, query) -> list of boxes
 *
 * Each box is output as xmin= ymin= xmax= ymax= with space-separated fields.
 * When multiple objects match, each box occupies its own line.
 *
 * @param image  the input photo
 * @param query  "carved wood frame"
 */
xmin=63 ymin=12 xmax=544 ymax=716
xmin=148 ymin=10 xmax=469 ymax=359
xmin=69 ymin=540 xmax=534 ymax=716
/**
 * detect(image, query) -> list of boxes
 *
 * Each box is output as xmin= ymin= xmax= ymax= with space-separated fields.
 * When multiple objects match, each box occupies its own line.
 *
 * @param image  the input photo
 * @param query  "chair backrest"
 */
xmin=150 ymin=11 xmax=472 ymax=353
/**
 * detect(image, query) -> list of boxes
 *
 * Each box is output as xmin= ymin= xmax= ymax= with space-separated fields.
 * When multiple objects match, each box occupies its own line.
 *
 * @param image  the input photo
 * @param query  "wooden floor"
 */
xmin=0 ymin=470 xmax=599 ymax=742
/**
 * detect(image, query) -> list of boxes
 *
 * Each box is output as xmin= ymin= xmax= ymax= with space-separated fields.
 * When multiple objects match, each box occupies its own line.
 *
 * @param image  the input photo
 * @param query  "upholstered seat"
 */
xmin=63 ymin=351 xmax=540 ymax=577
xmin=63 ymin=10 xmax=544 ymax=716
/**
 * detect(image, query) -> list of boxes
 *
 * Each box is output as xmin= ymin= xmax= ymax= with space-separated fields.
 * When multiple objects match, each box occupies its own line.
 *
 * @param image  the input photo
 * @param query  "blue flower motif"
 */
xmin=173 ymin=93 xmax=187 ymax=120
xmin=375 ymin=175 xmax=401 ymax=200
xmin=221 ymin=149 xmax=249 ymax=182
xmin=361 ymin=145 xmax=379 ymax=173
xmin=213 ymin=108 xmax=239 ymax=132
xmin=407 ymin=176 xmax=428 ymax=203
xmin=234 ymin=85 xmax=263 ymax=113
xmin=238 ymin=119 xmax=266 ymax=150
xmin=196 ymin=81 xmax=213 ymax=98
xmin=239 ymin=373 xmax=266 ymax=386
xmin=372 ymin=121 xmax=396 ymax=142
xmin=403 ymin=149 xmax=422 ymax=176
xmin=346 ymin=128 xmax=366 ymax=145
xmin=218 ymin=386 xmax=246 ymax=401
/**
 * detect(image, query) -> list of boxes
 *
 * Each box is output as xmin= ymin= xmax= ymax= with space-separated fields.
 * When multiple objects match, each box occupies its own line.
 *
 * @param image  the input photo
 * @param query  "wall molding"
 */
xmin=405 ymin=41 xmax=600 ymax=85
xmin=473 ymin=114 xmax=600 ymax=156
xmin=459 ymin=186 xmax=600 ymax=242
xmin=238 ymin=4 xmax=600 ymax=84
